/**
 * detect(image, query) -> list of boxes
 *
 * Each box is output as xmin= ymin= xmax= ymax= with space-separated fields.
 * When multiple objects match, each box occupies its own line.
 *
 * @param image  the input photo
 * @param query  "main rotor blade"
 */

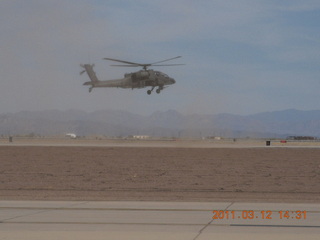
xmin=110 ymin=64 xmax=184 ymax=68
xmin=103 ymin=58 xmax=143 ymax=66
xmin=152 ymin=64 xmax=185 ymax=67
xmin=110 ymin=64 xmax=141 ymax=67
xmin=151 ymin=56 xmax=182 ymax=65
xmin=104 ymin=56 xmax=182 ymax=66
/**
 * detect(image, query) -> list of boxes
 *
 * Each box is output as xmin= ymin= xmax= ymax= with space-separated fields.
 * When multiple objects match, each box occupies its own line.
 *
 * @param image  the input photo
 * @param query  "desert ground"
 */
xmin=0 ymin=139 xmax=320 ymax=202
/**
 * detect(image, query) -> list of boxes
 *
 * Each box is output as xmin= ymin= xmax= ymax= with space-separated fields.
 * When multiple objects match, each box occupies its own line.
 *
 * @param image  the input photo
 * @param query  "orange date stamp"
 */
xmin=212 ymin=210 xmax=307 ymax=220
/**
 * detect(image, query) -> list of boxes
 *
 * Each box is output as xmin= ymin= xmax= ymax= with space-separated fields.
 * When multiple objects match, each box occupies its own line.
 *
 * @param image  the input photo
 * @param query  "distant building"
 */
xmin=287 ymin=136 xmax=317 ymax=140
xmin=133 ymin=135 xmax=149 ymax=140
xmin=65 ymin=133 xmax=77 ymax=139
xmin=206 ymin=136 xmax=222 ymax=140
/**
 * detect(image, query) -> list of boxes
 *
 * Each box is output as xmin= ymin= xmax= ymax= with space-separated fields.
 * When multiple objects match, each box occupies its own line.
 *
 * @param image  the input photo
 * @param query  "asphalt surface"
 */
xmin=1 ymin=201 xmax=320 ymax=239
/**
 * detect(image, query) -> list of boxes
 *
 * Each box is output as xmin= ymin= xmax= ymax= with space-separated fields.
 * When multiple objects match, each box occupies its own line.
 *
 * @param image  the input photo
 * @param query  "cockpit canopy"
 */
xmin=155 ymin=71 xmax=169 ymax=78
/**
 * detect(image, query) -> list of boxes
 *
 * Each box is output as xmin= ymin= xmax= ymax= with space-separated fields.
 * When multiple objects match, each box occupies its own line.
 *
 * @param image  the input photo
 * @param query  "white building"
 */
xmin=65 ymin=133 xmax=77 ymax=139
xmin=133 ymin=135 xmax=149 ymax=140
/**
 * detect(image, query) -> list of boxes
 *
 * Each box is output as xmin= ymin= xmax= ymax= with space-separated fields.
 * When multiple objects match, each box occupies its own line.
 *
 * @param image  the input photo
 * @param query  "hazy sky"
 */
xmin=1 ymin=0 xmax=320 ymax=115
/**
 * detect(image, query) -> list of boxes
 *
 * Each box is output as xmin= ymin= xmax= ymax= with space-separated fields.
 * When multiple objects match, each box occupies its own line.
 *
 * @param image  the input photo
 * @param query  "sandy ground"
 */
xmin=1 ymin=143 xmax=320 ymax=202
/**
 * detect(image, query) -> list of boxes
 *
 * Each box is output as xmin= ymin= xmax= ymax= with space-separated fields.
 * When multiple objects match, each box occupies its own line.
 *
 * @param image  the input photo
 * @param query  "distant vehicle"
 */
xmin=80 ymin=56 xmax=183 ymax=95
xmin=65 ymin=133 xmax=77 ymax=139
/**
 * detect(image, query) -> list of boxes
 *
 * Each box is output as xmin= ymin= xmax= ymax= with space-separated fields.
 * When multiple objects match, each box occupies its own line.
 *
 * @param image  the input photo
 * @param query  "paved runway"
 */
xmin=1 ymin=201 xmax=319 ymax=239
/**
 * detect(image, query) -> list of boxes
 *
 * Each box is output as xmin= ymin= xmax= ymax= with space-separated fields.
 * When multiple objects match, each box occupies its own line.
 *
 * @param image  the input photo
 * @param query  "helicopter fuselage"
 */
xmin=81 ymin=56 xmax=181 ymax=94
xmin=82 ymin=65 xmax=175 ymax=94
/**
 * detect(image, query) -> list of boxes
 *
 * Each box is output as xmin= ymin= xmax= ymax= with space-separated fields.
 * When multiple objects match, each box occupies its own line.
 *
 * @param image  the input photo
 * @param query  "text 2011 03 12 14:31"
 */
xmin=212 ymin=210 xmax=307 ymax=220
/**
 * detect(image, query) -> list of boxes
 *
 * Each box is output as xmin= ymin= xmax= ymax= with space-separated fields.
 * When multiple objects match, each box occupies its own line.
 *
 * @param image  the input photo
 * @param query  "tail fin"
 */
xmin=80 ymin=64 xmax=99 ymax=92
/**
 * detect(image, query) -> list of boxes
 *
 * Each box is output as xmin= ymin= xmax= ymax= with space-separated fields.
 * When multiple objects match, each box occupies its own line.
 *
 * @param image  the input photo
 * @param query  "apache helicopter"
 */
xmin=80 ymin=56 xmax=183 ymax=95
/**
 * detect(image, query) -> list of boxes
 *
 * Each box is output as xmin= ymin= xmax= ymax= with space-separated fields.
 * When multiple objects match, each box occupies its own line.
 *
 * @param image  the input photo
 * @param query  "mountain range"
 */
xmin=1 ymin=109 xmax=320 ymax=138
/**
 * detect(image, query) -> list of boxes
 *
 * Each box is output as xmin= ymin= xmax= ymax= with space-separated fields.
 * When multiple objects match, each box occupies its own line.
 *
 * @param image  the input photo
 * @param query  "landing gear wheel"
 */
xmin=156 ymin=89 xmax=161 ymax=94
xmin=147 ymin=90 xmax=152 ymax=95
